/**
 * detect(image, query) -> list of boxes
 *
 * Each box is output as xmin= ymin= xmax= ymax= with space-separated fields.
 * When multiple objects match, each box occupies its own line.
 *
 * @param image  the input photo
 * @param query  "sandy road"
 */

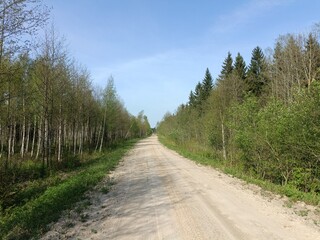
xmin=43 ymin=135 xmax=320 ymax=240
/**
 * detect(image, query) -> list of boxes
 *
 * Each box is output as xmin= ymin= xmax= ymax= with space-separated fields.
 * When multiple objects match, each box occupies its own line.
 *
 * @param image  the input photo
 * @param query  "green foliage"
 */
xmin=201 ymin=68 xmax=214 ymax=101
xmin=188 ymin=68 xmax=213 ymax=109
xmin=0 ymin=1 xmax=152 ymax=186
xmin=159 ymin=136 xmax=320 ymax=206
xmin=234 ymin=53 xmax=247 ymax=80
xmin=246 ymin=46 xmax=268 ymax=97
xmin=218 ymin=52 xmax=234 ymax=81
xmin=0 ymin=140 xmax=137 ymax=239
xmin=226 ymin=84 xmax=320 ymax=190
xmin=158 ymin=25 xmax=320 ymax=207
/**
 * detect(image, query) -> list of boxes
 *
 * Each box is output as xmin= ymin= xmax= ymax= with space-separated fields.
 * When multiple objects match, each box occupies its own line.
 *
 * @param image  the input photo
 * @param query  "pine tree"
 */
xmin=246 ymin=46 xmax=268 ymax=97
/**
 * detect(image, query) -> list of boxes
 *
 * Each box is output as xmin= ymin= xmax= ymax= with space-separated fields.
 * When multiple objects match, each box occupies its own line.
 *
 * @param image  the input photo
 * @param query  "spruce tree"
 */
xmin=246 ymin=46 xmax=268 ymax=97
xmin=193 ymin=81 xmax=202 ymax=106
xmin=201 ymin=68 xmax=213 ymax=101
xmin=234 ymin=52 xmax=246 ymax=80
xmin=188 ymin=68 xmax=213 ymax=112
xmin=188 ymin=90 xmax=196 ymax=106
xmin=218 ymin=52 xmax=233 ymax=81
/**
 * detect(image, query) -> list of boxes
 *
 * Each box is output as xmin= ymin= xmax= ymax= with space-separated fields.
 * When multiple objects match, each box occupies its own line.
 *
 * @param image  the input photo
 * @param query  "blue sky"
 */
xmin=43 ymin=0 xmax=320 ymax=127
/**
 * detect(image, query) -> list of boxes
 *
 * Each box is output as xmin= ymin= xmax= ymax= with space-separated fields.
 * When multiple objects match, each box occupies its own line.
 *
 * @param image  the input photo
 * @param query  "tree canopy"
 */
xmin=158 ymin=25 xmax=320 ymax=195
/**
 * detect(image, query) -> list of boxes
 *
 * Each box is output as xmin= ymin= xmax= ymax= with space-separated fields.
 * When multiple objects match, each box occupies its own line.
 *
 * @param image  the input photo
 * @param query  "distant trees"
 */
xmin=0 ymin=0 xmax=152 ymax=177
xmin=158 ymin=25 xmax=320 ymax=194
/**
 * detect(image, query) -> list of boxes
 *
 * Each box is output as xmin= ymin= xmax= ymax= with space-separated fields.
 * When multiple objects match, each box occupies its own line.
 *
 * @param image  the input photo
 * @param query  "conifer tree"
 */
xmin=246 ymin=46 xmax=268 ymax=97
xmin=188 ymin=68 xmax=213 ymax=109
xmin=218 ymin=52 xmax=233 ymax=81
xmin=193 ymin=82 xmax=202 ymax=106
xmin=234 ymin=53 xmax=247 ymax=80
xmin=188 ymin=90 xmax=196 ymax=106
xmin=201 ymin=68 xmax=213 ymax=101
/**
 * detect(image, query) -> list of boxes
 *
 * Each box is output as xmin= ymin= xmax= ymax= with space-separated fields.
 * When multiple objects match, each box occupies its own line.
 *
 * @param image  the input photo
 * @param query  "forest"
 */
xmin=158 ymin=25 xmax=320 ymax=200
xmin=0 ymin=1 xmax=151 ymax=238
xmin=0 ymin=0 xmax=151 ymax=177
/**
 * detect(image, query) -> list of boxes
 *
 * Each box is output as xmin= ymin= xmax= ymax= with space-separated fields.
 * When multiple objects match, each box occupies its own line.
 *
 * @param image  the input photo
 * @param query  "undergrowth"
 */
xmin=0 ymin=139 xmax=137 ymax=240
xmin=159 ymin=135 xmax=320 ymax=206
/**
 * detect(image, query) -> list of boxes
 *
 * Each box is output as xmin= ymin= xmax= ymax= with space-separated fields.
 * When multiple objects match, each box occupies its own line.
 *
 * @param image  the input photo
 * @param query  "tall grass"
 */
xmin=0 ymin=139 xmax=137 ymax=240
xmin=159 ymin=135 xmax=320 ymax=206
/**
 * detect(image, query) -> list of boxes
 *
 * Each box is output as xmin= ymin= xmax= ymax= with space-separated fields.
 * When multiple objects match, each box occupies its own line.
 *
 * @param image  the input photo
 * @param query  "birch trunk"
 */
xmin=73 ymin=122 xmax=77 ymax=156
xmin=99 ymin=123 xmax=105 ymax=152
xmin=95 ymin=125 xmax=101 ymax=151
xmin=11 ymin=121 xmax=16 ymax=155
xmin=99 ymin=110 xmax=107 ymax=152
xmin=57 ymin=118 xmax=62 ymax=162
xmin=31 ymin=116 xmax=37 ymax=157
xmin=20 ymin=114 xmax=26 ymax=158
xmin=220 ymin=110 xmax=227 ymax=161
xmin=36 ymin=118 xmax=42 ymax=160
xmin=25 ymin=122 xmax=31 ymax=154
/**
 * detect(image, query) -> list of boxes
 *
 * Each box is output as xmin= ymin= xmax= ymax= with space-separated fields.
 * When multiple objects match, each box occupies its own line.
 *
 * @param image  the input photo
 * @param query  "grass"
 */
xmin=159 ymin=135 xmax=320 ymax=207
xmin=0 ymin=139 xmax=138 ymax=240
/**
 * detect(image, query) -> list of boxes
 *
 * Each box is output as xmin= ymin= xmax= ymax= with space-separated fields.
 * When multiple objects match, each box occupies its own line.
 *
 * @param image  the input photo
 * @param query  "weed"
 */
xmin=64 ymin=221 xmax=75 ymax=228
xmin=0 ymin=139 xmax=138 ymax=239
xmin=284 ymin=200 xmax=293 ymax=208
xmin=159 ymin=136 xmax=320 ymax=206
xmin=260 ymin=189 xmax=273 ymax=199
xmin=100 ymin=186 xmax=110 ymax=194
xmin=75 ymin=199 xmax=91 ymax=214
xmin=295 ymin=210 xmax=309 ymax=217
xmin=315 ymin=207 xmax=320 ymax=215
xmin=80 ymin=213 xmax=89 ymax=222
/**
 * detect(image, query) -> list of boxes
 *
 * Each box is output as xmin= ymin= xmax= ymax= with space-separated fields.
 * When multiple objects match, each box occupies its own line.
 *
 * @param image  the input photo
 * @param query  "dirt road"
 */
xmin=43 ymin=135 xmax=320 ymax=240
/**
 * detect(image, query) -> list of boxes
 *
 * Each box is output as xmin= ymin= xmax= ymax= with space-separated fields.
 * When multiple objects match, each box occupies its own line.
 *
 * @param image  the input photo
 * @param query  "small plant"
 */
xmin=80 ymin=213 xmax=89 ymax=222
xmin=100 ymin=186 xmax=110 ymax=194
xmin=260 ymin=189 xmax=273 ymax=199
xmin=91 ymin=229 xmax=98 ymax=234
xmin=64 ymin=221 xmax=75 ymax=228
xmin=283 ymin=200 xmax=293 ymax=208
xmin=315 ymin=207 xmax=320 ymax=215
xmin=295 ymin=209 xmax=309 ymax=217
xmin=75 ymin=199 xmax=91 ymax=214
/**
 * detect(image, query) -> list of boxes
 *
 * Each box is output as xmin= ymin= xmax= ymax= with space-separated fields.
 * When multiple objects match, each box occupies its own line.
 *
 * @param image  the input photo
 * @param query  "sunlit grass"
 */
xmin=159 ymin=135 xmax=320 ymax=206
xmin=0 ymin=139 xmax=138 ymax=239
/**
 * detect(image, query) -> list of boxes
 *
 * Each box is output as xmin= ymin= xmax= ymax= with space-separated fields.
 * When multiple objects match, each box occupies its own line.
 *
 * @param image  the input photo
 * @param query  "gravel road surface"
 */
xmin=43 ymin=135 xmax=320 ymax=240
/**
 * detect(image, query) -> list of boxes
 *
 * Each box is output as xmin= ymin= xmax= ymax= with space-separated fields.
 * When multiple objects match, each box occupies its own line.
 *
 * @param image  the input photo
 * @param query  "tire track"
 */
xmin=42 ymin=136 xmax=320 ymax=240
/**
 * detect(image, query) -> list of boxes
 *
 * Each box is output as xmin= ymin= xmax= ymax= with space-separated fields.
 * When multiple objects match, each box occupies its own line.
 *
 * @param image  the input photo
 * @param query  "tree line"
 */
xmin=158 ymin=25 xmax=320 ymax=193
xmin=0 ymin=0 xmax=152 ymax=179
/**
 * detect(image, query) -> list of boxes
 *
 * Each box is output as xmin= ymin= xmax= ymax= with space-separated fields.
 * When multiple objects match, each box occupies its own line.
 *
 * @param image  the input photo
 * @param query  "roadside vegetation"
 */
xmin=0 ymin=139 xmax=138 ymax=239
xmin=157 ymin=25 xmax=320 ymax=206
xmin=0 ymin=1 xmax=152 ymax=239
